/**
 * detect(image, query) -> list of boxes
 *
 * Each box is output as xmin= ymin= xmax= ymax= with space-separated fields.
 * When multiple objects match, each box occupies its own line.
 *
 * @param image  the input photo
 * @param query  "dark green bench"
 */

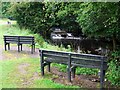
xmin=4 ymin=35 xmax=35 ymax=54
xmin=39 ymin=49 xmax=108 ymax=89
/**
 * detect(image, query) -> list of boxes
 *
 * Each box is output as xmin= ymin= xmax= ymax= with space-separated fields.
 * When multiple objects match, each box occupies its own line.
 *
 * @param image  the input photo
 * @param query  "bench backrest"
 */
xmin=40 ymin=50 xmax=69 ymax=64
xmin=4 ymin=36 xmax=19 ymax=43
xmin=40 ymin=49 xmax=107 ymax=70
xmin=4 ymin=35 xmax=34 ymax=44
xmin=71 ymin=53 xmax=107 ymax=70
xmin=19 ymin=36 xmax=34 ymax=44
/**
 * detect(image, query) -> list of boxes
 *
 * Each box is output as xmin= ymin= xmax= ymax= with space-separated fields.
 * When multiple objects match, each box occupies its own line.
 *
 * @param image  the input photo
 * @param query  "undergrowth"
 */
xmin=106 ymin=51 xmax=120 ymax=86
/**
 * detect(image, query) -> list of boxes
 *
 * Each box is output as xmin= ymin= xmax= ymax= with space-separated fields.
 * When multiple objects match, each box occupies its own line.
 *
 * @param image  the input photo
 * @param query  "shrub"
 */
xmin=34 ymin=34 xmax=45 ymax=48
xmin=107 ymin=51 xmax=120 ymax=86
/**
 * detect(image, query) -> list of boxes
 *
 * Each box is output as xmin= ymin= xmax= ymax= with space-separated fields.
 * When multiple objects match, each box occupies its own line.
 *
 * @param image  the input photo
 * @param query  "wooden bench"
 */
xmin=4 ymin=35 xmax=35 ymax=54
xmin=39 ymin=49 xmax=108 ymax=89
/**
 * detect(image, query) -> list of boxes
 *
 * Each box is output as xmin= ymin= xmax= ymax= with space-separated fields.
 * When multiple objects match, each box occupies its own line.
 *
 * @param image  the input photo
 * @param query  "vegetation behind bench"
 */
xmin=39 ymin=49 xmax=108 ymax=89
xmin=4 ymin=35 xmax=35 ymax=54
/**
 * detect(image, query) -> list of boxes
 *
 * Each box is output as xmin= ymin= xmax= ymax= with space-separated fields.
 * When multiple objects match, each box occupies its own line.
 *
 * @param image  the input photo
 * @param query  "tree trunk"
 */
xmin=112 ymin=36 xmax=116 ymax=51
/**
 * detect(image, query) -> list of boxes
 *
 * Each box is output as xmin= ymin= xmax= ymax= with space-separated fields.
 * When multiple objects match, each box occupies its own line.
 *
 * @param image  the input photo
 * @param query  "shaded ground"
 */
xmin=1 ymin=45 xmax=39 ymax=60
xmin=1 ymin=45 xmax=120 ymax=88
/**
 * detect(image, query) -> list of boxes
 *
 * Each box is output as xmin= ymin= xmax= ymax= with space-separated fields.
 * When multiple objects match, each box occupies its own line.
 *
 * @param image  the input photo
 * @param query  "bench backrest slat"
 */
xmin=71 ymin=58 xmax=107 ymax=69
xmin=72 ymin=53 xmax=107 ymax=61
xmin=43 ymin=50 xmax=69 ymax=56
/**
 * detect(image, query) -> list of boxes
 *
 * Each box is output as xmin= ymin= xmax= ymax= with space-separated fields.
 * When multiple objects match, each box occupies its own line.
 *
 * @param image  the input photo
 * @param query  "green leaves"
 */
xmin=8 ymin=2 xmax=120 ymax=46
xmin=76 ymin=2 xmax=120 ymax=38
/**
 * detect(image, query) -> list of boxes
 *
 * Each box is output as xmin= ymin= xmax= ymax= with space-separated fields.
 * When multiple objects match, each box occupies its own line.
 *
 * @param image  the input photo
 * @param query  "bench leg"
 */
xmin=72 ymin=66 xmax=76 ymax=78
xmin=47 ymin=62 xmax=51 ymax=72
xmin=100 ymin=70 xmax=105 ymax=89
xmin=21 ymin=44 xmax=22 ymax=51
xmin=41 ymin=65 xmax=45 ymax=76
xmin=18 ymin=44 xmax=20 ymax=52
xmin=33 ymin=44 xmax=35 ymax=52
xmin=4 ymin=43 xmax=7 ymax=51
xmin=31 ymin=45 xmax=33 ymax=54
xmin=8 ymin=43 xmax=10 ymax=50
xmin=67 ymin=67 xmax=71 ymax=82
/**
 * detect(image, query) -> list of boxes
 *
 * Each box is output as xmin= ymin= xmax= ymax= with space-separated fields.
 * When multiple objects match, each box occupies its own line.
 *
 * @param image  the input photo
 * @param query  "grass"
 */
xmin=0 ymin=57 xmax=79 ymax=88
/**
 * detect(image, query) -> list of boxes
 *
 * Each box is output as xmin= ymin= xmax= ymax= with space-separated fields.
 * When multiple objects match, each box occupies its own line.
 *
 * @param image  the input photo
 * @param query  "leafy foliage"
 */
xmin=9 ymin=2 xmax=45 ymax=33
xmin=107 ymin=51 xmax=120 ymax=86
xmin=76 ymin=2 xmax=120 ymax=50
xmin=1 ymin=2 xmax=11 ymax=18
xmin=9 ymin=2 xmax=82 ymax=38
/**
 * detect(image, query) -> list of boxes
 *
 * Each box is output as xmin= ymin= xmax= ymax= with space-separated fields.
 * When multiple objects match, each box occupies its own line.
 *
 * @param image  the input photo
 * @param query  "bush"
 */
xmin=34 ymin=34 xmax=45 ymax=48
xmin=107 ymin=51 xmax=120 ymax=86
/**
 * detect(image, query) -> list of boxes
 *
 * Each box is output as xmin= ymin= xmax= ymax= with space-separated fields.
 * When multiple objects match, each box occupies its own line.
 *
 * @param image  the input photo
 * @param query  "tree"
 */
xmin=76 ymin=2 xmax=120 ymax=50
xmin=9 ymin=2 xmax=82 ymax=38
xmin=9 ymin=2 xmax=45 ymax=33
xmin=1 ymin=2 xmax=11 ymax=18
xmin=56 ymin=2 xmax=82 ymax=36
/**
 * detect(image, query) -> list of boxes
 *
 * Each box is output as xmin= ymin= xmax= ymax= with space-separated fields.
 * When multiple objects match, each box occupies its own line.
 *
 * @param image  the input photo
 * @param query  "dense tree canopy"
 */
xmin=9 ymin=2 xmax=120 ymax=50
xmin=8 ymin=2 xmax=82 ymax=38
xmin=76 ymin=2 xmax=120 ymax=50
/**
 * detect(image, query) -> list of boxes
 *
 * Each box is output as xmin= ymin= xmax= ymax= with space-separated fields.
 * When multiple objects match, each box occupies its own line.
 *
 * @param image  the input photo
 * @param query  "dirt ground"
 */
xmin=1 ymin=45 xmax=120 ymax=89
xmin=0 ymin=45 xmax=39 ymax=60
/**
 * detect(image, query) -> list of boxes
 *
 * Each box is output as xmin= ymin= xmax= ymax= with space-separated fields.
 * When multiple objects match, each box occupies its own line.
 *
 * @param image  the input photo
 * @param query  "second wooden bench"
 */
xmin=39 ymin=49 xmax=108 ymax=89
